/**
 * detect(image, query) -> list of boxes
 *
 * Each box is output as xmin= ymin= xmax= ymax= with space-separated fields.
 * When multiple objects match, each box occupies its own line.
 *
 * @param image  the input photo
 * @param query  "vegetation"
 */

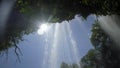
xmin=60 ymin=62 xmax=79 ymax=68
xmin=0 ymin=0 xmax=120 ymax=63
xmin=0 ymin=11 xmax=38 ymax=61
xmin=15 ymin=0 xmax=120 ymax=22
xmin=80 ymin=21 xmax=120 ymax=68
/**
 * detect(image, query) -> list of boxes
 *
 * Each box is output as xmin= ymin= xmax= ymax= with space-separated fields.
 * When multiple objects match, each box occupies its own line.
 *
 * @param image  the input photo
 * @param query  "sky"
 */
xmin=0 ymin=15 xmax=95 ymax=68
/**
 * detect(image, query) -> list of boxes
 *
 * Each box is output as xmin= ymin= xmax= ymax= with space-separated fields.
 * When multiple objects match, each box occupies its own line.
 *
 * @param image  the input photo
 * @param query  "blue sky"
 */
xmin=0 ymin=15 xmax=95 ymax=68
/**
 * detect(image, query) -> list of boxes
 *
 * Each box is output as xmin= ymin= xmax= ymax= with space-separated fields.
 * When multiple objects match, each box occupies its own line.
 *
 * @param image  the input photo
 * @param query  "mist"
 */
xmin=98 ymin=15 xmax=120 ymax=47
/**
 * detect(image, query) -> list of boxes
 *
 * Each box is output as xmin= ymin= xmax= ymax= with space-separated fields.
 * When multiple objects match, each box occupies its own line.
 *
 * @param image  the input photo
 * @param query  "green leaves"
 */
xmin=60 ymin=62 xmax=79 ymax=68
xmin=81 ymin=20 xmax=120 ymax=68
xmin=18 ymin=0 xmax=22 ymax=4
xmin=20 ymin=7 xmax=25 ymax=13
xmin=15 ymin=0 xmax=120 ymax=23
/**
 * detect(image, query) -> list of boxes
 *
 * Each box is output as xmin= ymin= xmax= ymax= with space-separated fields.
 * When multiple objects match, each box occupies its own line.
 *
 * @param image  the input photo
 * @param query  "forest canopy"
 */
xmin=0 ymin=0 xmax=120 ymax=63
xmin=15 ymin=0 xmax=120 ymax=22
xmin=80 ymin=21 xmax=120 ymax=68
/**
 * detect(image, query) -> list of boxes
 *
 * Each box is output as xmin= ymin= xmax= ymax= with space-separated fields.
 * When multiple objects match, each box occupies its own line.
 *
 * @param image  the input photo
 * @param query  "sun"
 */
xmin=37 ymin=23 xmax=49 ymax=35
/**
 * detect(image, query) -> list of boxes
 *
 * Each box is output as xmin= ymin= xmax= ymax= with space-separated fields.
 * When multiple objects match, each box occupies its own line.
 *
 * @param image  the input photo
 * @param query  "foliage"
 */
xmin=15 ymin=0 xmax=120 ymax=23
xmin=0 ymin=0 xmax=120 ymax=62
xmin=60 ymin=62 xmax=79 ymax=68
xmin=90 ymin=21 xmax=108 ymax=49
xmin=60 ymin=62 xmax=70 ymax=68
xmin=1 ymin=0 xmax=118 ymax=51
xmin=0 ymin=10 xmax=38 ymax=61
xmin=80 ymin=21 xmax=120 ymax=68
xmin=80 ymin=49 xmax=103 ymax=68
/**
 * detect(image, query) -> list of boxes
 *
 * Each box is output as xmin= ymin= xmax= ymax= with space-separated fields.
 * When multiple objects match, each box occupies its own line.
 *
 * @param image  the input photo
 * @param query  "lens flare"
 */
xmin=37 ymin=23 xmax=49 ymax=35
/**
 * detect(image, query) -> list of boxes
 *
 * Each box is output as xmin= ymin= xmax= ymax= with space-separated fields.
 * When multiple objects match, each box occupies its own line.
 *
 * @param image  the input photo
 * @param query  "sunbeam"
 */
xmin=1 ymin=0 xmax=119 ymax=68
xmin=66 ymin=21 xmax=81 ymax=68
xmin=41 ymin=21 xmax=82 ymax=68
xmin=42 ymin=24 xmax=55 ymax=68
xmin=49 ymin=23 xmax=60 ymax=68
xmin=42 ymin=32 xmax=49 ymax=68
xmin=98 ymin=15 xmax=120 ymax=46
xmin=61 ymin=22 xmax=72 ymax=64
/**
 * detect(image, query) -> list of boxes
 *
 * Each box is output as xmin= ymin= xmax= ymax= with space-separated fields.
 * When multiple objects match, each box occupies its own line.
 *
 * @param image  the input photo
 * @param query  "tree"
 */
xmin=60 ymin=62 xmax=70 ymax=68
xmin=81 ymin=21 xmax=120 ymax=68
xmin=60 ymin=62 xmax=79 ymax=68
xmin=80 ymin=49 xmax=102 ymax=68
xmin=1 ymin=0 xmax=119 ymax=52
xmin=0 ymin=0 xmax=120 ymax=62
xmin=72 ymin=63 xmax=79 ymax=68
xmin=0 ymin=9 xmax=38 ymax=62
xmin=15 ymin=0 xmax=120 ymax=22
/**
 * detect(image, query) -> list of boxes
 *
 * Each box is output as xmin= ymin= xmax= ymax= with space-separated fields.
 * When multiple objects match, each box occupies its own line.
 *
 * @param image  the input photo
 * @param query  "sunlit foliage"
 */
xmin=80 ymin=21 xmax=120 ymax=68
xmin=0 ymin=0 xmax=120 ymax=62
xmin=15 ymin=0 xmax=120 ymax=22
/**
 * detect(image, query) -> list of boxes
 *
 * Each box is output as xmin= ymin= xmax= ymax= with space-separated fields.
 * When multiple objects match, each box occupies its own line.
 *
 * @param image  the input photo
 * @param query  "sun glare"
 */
xmin=37 ymin=23 xmax=49 ymax=35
